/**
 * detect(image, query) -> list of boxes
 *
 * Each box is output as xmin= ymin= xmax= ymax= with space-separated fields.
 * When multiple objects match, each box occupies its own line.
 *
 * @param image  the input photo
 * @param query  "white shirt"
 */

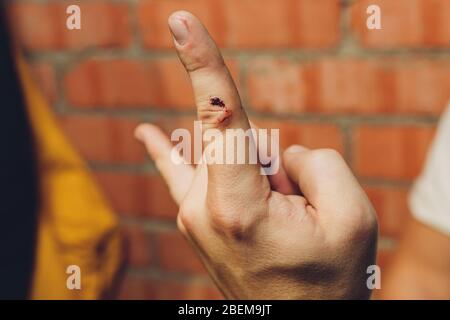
xmin=409 ymin=104 xmax=450 ymax=236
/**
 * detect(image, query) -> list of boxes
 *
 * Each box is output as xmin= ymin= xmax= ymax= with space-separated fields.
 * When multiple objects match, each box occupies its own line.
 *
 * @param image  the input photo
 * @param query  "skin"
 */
xmin=135 ymin=11 xmax=378 ymax=299
xmin=377 ymin=217 xmax=450 ymax=300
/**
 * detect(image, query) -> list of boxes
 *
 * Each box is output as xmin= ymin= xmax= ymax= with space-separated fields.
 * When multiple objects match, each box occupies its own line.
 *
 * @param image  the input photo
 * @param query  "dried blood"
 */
xmin=210 ymin=97 xmax=225 ymax=108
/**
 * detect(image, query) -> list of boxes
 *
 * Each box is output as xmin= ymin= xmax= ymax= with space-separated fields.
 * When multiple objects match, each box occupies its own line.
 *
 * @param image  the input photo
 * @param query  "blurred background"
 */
xmin=8 ymin=0 xmax=450 ymax=299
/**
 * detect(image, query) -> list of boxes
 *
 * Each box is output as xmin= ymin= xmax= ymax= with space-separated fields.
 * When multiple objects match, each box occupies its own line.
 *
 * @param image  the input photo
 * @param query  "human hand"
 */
xmin=135 ymin=11 xmax=378 ymax=299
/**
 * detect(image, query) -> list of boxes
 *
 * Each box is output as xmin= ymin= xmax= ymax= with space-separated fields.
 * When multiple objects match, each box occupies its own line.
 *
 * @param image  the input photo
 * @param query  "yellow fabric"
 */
xmin=16 ymin=57 xmax=123 ymax=299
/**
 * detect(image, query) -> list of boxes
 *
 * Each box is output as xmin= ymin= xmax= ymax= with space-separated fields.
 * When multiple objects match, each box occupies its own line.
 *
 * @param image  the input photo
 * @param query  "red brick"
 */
xmin=94 ymin=172 xmax=179 ymax=220
xmin=247 ymin=59 xmax=308 ymax=114
xmin=117 ymin=275 xmax=222 ymax=300
xmin=138 ymin=0 xmax=340 ymax=49
xmin=221 ymin=0 xmax=341 ymax=49
xmin=9 ymin=3 xmax=131 ymax=50
xmin=247 ymin=58 xmax=450 ymax=115
xmin=58 ymin=115 xmax=146 ymax=164
xmin=304 ymin=59 xmax=394 ymax=114
xmin=156 ymin=231 xmax=207 ymax=275
xmin=64 ymin=58 xmax=238 ymax=109
xmin=353 ymin=125 xmax=436 ymax=180
xmin=31 ymin=63 xmax=57 ymax=103
xmin=386 ymin=60 xmax=450 ymax=114
xmin=64 ymin=59 xmax=170 ymax=108
xmin=364 ymin=185 xmax=410 ymax=237
xmin=351 ymin=0 xmax=450 ymax=48
xmin=122 ymin=225 xmax=153 ymax=268
xmin=253 ymin=119 xmax=344 ymax=154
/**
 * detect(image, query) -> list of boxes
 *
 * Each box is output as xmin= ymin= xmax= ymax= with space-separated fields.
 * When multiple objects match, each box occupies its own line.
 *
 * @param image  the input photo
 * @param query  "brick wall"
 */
xmin=9 ymin=0 xmax=450 ymax=299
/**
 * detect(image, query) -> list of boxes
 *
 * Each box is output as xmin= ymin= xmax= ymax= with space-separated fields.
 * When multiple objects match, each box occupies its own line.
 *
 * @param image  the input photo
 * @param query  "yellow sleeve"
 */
xmin=16 ymin=56 xmax=124 ymax=300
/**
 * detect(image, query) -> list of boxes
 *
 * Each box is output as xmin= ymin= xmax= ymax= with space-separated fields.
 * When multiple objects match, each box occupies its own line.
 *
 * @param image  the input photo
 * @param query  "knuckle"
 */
xmin=197 ymin=98 xmax=233 ymax=129
xmin=347 ymin=207 xmax=379 ymax=242
xmin=185 ymin=59 xmax=206 ymax=73
xmin=183 ymin=50 xmax=225 ymax=74
xmin=208 ymin=202 xmax=263 ymax=240
xmin=211 ymin=216 xmax=247 ymax=240
xmin=359 ymin=211 xmax=378 ymax=236
xmin=208 ymin=206 xmax=255 ymax=240
xmin=179 ymin=48 xmax=208 ymax=73
xmin=197 ymin=108 xmax=232 ymax=128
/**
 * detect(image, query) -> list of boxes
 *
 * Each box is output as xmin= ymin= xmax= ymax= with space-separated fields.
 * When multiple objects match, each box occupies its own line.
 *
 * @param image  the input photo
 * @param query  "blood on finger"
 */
xmin=209 ymin=97 xmax=231 ymax=124
xmin=210 ymin=97 xmax=226 ymax=108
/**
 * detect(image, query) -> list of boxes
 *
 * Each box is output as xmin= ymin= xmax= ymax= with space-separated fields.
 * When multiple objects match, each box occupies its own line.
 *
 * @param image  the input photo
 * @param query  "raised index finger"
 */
xmin=168 ymin=11 xmax=270 ymax=210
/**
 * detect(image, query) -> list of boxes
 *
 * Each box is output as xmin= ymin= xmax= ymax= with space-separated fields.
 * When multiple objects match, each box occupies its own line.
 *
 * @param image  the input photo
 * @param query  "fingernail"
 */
xmin=168 ymin=15 xmax=189 ymax=46
xmin=286 ymin=145 xmax=307 ymax=154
